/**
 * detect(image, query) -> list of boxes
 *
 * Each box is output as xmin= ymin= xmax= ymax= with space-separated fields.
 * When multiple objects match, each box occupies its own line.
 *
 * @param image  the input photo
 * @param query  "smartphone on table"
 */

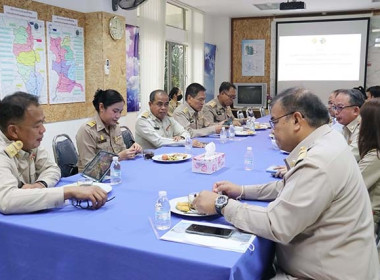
xmin=185 ymin=224 xmax=233 ymax=238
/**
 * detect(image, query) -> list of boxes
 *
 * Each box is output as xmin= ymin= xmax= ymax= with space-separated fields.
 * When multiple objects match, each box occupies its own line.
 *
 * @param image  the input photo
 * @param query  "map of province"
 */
xmin=47 ymin=22 xmax=85 ymax=104
xmin=0 ymin=15 xmax=47 ymax=103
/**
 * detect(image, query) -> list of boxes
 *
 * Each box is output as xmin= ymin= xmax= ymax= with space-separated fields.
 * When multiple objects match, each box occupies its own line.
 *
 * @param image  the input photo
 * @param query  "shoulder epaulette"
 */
xmin=141 ymin=111 xmax=149 ymax=119
xmin=295 ymin=146 xmax=307 ymax=166
xmin=207 ymin=100 xmax=216 ymax=108
xmin=86 ymin=120 xmax=96 ymax=127
xmin=4 ymin=141 xmax=23 ymax=158
xmin=183 ymin=107 xmax=189 ymax=114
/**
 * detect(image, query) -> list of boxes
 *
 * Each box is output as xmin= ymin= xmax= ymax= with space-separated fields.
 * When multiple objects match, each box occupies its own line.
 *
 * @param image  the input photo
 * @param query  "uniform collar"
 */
xmin=345 ymin=115 xmax=361 ymax=134
xmin=215 ymin=97 xmax=225 ymax=110
xmin=285 ymin=124 xmax=331 ymax=169
xmin=148 ymin=109 xmax=169 ymax=123
xmin=184 ymin=101 xmax=197 ymax=117
xmin=94 ymin=113 xmax=118 ymax=133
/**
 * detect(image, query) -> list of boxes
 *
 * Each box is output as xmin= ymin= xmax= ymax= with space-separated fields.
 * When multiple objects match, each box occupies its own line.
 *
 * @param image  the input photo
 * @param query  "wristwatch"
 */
xmin=215 ymin=195 xmax=229 ymax=215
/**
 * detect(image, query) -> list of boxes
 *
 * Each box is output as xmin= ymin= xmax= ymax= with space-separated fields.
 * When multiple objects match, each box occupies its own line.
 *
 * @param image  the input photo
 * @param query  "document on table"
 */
xmin=160 ymin=220 xmax=255 ymax=253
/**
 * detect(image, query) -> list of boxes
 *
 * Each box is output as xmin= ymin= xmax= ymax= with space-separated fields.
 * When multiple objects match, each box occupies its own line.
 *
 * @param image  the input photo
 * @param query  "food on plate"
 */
xmin=161 ymin=153 xmax=188 ymax=161
xmin=176 ymin=201 xmax=192 ymax=212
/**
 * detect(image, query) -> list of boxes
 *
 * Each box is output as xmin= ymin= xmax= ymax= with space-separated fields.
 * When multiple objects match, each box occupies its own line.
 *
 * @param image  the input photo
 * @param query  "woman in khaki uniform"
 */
xmin=358 ymin=98 xmax=380 ymax=232
xmin=76 ymin=89 xmax=142 ymax=172
xmin=168 ymin=87 xmax=182 ymax=116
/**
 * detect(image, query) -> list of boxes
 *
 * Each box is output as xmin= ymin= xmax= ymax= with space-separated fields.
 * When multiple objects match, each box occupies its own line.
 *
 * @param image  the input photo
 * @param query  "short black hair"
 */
xmin=149 ymin=89 xmax=167 ymax=103
xmin=169 ymin=87 xmax=180 ymax=100
xmin=185 ymin=83 xmax=206 ymax=101
xmin=219 ymin=82 xmax=236 ymax=93
xmin=271 ymin=87 xmax=330 ymax=128
xmin=367 ymin=86 xmax=380 ymax=98
xmin=336 ymin=89 xmax=365 ymax=108
xmin=0 ymin=92 xmax=39 ymax=132
xmin=92 ymin=89 xmax=125 ymax=112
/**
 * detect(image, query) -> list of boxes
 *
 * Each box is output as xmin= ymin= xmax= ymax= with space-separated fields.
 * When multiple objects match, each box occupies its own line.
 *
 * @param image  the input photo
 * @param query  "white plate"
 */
xmin=235 ymin=130 xmax=256 ymax=136
xmin=255 ymin=124 xmax=269 ymax=130
xmin=61 ymin=182 xmax=112 ymax=193
xmin=152 ymin=153 xmax=192 ymax=163
xmin=169 ymin=196 xmax=214 ymax=217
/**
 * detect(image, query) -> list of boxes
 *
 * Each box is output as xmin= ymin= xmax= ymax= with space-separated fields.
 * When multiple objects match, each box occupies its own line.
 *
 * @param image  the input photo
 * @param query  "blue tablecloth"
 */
xmin=0 ymin=117 xmax=287 ymax=280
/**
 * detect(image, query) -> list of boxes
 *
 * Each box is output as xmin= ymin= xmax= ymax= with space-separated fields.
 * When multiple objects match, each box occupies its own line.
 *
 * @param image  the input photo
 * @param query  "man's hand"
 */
xmin=192 ymin=190 xmax=218 ymax=215
xmin=213 ymin=181 xmax=242 ymax=199
xmin=64 ymin=186 xmax=108 ymax=209
xmin=214 ymin=121 xmax=224 ymax=134
xmin=173 ymin=136 xmax=182 ymax=142
xmin=232 ymin=119 xmax=242 ymax=126
xmin=21 ymin=182 xmax=46 ymax=189
xmin=273 ymin=165 xmax=287 ymax=178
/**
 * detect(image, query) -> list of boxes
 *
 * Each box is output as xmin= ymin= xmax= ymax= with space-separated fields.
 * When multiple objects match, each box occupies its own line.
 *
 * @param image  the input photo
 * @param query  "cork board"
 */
xmin=231 ymin=17 xmax=273 ymax=94
xmin=0 ymin=1 xmax=127 ymax=123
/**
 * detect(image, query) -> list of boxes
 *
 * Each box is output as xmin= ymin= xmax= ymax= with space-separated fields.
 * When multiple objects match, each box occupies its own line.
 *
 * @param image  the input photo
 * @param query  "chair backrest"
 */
xmin=52 ymin=134 xmax=79 ymax=177
xmin=120 ymin=126 xmax=135 ymax=149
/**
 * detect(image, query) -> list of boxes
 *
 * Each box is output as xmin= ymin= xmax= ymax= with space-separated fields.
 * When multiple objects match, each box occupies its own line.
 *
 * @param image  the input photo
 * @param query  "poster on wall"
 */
xmin=204 ymin=43 xmax=216 ymax=102
xmin=47 ymin=22 xmax=85 ymax=104
xmin=242 ymin=39 xmax=265 ymax=76
xmin=126 ymin=24 xmax=140 ymax=112
xmin=0 ymin=14 xmax=48 ymax=103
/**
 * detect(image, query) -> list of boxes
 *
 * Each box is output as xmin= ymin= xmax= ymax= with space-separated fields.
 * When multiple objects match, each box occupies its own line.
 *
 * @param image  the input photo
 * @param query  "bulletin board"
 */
xmin=0 ymin=0 xmax=127 ymax=123
xmin=231 ymin=17 xmax=273 ymax=91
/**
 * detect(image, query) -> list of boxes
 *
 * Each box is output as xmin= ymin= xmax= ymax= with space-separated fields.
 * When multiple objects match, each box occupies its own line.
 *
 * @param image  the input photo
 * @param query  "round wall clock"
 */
xmin=109 ymin=16 xmax=124 ymax=40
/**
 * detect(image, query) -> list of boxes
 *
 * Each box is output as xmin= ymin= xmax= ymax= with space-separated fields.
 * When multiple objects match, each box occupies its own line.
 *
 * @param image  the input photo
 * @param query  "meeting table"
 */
xmin=0 ymin=116 xmax=289 ymax=280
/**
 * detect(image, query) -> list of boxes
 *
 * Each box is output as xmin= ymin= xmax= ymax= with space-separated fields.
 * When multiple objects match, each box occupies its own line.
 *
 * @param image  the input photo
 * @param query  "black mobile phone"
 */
xmin=185 ymin=224 xmax=233 ymax=238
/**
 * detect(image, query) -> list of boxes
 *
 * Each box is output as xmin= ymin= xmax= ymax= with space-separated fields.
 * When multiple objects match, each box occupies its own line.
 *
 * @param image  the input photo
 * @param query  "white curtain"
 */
xmin=138 ymin=0 xmax=166 ymax=112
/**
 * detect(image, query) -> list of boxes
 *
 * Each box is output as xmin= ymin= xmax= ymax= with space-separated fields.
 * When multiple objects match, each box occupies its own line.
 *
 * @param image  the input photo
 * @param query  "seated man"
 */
xmin=173 ymin=83 xmax=223 ymax=137
xmin=327 ymin=90 xmax=343 ymax=132
xmin=0 ymin=92 xmax=108 ymax=214
xmin=135 ymin=90 xmax=192 ymax=149
xmin=193 ymin=87 xmax=378 ymax=279
xmin=203 ymin=82 xmax=243 ymax=127
xmin=333 ymin=88 xmax=364 ymax=161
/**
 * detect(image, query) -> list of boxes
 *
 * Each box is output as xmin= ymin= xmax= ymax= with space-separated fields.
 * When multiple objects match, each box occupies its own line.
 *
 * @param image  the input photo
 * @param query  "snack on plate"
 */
xmin=161 ymin=153 xmax=187 ymax=161
xmin=176 ymin=201 xmax=192 ymax=212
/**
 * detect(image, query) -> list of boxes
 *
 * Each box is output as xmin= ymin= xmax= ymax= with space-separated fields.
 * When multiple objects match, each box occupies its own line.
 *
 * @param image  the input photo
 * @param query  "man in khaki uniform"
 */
xmin=333 ymin=88 xmax=364 ymax=161
xmin=0 ymin=92 xmax=108 ymax=214
xmin=194 ymin=88 xmax=378 ymax=279
xmin=76 ymin=113 xmax=126 ymax=172
xmin=173 ymin=83 xmax=223 ymax=137
xmin=203 ymin=82 xmax=242 ymax=126
xmin=135 ymin=90 xmax=190 ymax=149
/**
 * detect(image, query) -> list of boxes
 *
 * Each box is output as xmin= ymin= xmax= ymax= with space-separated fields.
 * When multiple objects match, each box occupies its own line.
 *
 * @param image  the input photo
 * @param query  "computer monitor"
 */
xmin=233 ymin=83 xmax=267 ymax=108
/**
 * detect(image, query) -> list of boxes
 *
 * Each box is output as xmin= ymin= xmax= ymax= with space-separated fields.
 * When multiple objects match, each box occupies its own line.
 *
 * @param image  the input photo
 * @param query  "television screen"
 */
xmin=233 ymin=83 xmax=267 ymax=108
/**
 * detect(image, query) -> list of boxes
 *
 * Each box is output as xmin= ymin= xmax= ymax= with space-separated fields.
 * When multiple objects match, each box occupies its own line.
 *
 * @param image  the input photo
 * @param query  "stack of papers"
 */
xmin=160 ymin=220 xmax=255 ymax=253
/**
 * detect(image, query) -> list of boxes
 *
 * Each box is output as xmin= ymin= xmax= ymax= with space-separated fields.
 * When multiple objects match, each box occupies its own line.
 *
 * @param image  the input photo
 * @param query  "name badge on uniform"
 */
xmin=190 ymin=119 xmax=195 ymax=124
xmin=98 ymin=134 xmax=107 ymax=143
xmin=216 ymin=110 xmax=222 ymax=115
xmin=154 ymin=126 xmax=160 ymax=130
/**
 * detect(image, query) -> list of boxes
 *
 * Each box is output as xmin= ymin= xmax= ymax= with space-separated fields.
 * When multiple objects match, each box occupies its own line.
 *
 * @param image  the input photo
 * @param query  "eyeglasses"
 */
xmin=269 ymin=111 xmax=295 ymax=128
xmin=332 ymin=104 xmax=357 ymax=113
xmin=154 ymin=102 xmax=169 ymax=108
xmin=71 ymin=196 xmax=115 ymax=209
xmin=223 ymin=92 xmax=236 ymax=100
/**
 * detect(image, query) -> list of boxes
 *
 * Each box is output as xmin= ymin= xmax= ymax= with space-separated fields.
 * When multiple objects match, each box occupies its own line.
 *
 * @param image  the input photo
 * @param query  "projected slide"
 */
xmin=278 ymin=34 xmax=361 ymax=81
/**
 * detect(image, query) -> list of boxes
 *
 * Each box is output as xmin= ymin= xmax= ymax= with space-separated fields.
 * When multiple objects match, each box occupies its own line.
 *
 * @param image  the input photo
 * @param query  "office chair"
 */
xmin=52 ymin=134 xmax=79 ymax=177
xmin=120 ymin=126 xmax=135 ymax=149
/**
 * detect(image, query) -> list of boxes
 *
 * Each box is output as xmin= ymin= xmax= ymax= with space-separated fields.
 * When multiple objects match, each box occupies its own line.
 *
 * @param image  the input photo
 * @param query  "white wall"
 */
xmin=204 ymin=15 xmax=231 ymax=95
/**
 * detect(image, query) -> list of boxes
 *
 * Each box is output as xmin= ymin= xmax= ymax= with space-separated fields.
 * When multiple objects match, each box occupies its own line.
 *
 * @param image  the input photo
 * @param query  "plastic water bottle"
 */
xmin=185 ymin=136 xmax=192 ymax=152
xmin=244 ymin=147 xmax=254 ymax=171
xmin=229 ymin=124 xmax=235 ymax=139
xmin=110 ymin=156 xmax=121 ymax=185
xmin=155 ymin=191 xmax=171 ymax=230
xmin=220 ymin=127 xmax=227 ymax=143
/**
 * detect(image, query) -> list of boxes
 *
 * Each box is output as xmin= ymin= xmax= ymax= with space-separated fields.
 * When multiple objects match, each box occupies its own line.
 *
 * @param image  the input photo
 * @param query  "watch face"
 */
xmin=109 ymin=16 xmax=124 ymax=40
xmin=216 ymin=195 xmax=227 ymax=205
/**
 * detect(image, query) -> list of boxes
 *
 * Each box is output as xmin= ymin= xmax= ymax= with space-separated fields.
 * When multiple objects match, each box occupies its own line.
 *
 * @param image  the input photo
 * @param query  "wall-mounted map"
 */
xmin=47 ymin=22 xmax=85 ymax=104
xmin=0 ymin=14 xmax=48 ymax=103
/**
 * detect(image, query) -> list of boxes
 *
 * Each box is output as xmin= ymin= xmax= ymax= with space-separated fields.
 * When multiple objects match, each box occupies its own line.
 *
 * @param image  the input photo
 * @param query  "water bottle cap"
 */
xmin=247 ymin=146 xmax=252 ymax=151
xmin=159 ymin=191 xmax=167 ymax=197
xmin=112 ymin=156 xmax=118 ymax=161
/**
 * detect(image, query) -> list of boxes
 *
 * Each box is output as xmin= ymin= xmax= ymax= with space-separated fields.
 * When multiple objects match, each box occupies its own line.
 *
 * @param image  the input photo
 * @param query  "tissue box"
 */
xmin=192 ymin=152 xmax=225 ymax=174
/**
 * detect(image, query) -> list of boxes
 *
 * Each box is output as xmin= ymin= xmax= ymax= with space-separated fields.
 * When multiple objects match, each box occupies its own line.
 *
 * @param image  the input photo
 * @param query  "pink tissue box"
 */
xmin=192 ymin=152 xmax=225 ymax=174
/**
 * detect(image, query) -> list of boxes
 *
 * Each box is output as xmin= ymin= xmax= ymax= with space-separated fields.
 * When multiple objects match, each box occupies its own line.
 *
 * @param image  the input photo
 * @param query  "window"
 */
xmin=164 ymin=41 xmax=186 ymax=94
xmin=166 ymin=3 xmax=186 ymax=30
